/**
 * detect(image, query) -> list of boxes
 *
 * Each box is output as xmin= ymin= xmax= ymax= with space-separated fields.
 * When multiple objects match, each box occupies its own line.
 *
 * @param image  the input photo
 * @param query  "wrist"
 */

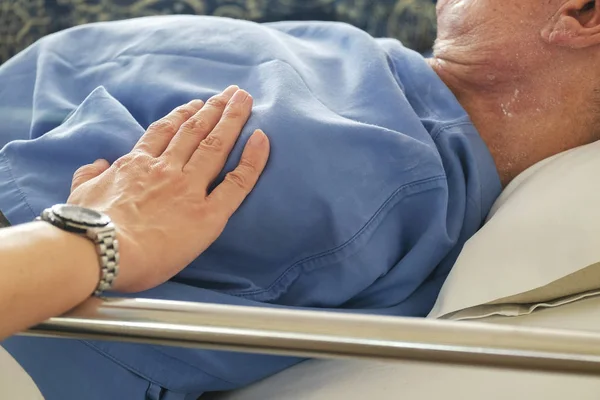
xmin=32 ymin=221 xmax=99 ymax=296
xmin=38 ymin=204 xmax=120 ymax=296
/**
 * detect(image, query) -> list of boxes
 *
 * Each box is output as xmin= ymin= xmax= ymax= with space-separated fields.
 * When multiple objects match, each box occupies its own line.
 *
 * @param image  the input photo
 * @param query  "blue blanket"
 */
xmin=0 ymin=16 xmax=500 ymax=399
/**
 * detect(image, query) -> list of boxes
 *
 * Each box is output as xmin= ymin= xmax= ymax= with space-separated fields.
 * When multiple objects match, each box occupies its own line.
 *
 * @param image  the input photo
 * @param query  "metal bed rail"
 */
xmin=21 ymin=297 xmax=600 ymax=376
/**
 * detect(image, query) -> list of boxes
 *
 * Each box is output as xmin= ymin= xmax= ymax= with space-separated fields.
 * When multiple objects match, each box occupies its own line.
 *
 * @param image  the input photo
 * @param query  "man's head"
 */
xmin=430 ymin=0 xmax=600 ymax=185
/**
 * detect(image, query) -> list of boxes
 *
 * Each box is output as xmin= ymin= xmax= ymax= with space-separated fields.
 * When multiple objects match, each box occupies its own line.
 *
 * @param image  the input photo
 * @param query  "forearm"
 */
xmin=0 ymin=221 xmax=99 ymax=340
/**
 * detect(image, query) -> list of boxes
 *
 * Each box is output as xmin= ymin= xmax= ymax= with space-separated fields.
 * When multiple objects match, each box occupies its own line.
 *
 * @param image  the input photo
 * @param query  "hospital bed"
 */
xmin=5 ymin=296 xmax=600 ymax=400
xmin=5 ymin=126 xmax=600 ymax=399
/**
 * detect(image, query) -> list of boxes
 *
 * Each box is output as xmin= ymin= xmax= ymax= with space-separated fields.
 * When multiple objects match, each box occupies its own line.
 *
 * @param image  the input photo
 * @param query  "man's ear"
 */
xmin=542 ymin=0 xmax=600 ymax=48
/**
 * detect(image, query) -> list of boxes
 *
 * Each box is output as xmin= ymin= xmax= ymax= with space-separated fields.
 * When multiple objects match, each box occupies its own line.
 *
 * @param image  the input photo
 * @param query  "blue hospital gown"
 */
xmin=0 ymin=16 xmax=501 ymax=400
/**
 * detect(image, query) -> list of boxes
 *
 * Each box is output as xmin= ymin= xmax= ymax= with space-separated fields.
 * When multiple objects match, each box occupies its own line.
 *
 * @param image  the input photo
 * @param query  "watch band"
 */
xmin=91 ymin=224 xmax=119 ymax=296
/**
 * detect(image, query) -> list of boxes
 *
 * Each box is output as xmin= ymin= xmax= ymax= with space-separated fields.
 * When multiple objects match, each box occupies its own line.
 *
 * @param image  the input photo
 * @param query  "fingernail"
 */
xmin=222 ymin=85 xmax=239 ymax=96
xmin=230 ymin=89 xmax=249 ymax=104
xmin=93 ymin=159 xmax=105 ymax=166
xmin=248 ymin=130 xmax=266 ymax=146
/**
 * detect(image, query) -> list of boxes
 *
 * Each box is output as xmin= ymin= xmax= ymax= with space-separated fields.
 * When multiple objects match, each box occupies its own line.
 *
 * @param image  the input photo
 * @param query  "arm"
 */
xmin=0 ymin=222 xmax=99 ymax=340
xmin=0 ymin=85 xmax=270 ymax=340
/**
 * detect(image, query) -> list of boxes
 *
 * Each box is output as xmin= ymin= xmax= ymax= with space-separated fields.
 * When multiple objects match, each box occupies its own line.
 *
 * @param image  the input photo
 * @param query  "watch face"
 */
xmin=52 ymin=204 xmax=110 ymax=226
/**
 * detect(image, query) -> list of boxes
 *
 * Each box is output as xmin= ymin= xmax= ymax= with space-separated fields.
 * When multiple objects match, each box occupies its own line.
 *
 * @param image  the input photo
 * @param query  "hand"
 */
xmin=67 ymin=85 xmax=270 ymax=293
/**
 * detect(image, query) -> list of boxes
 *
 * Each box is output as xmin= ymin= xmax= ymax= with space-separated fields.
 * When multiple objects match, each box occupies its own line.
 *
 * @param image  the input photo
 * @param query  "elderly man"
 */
xmin=1 ymin=0 xmax=597 ymax=398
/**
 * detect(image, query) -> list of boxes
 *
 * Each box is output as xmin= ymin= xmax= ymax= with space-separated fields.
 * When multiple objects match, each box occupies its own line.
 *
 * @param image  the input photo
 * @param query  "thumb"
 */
xmin=71 ymin=159 xmax=110 ymax=192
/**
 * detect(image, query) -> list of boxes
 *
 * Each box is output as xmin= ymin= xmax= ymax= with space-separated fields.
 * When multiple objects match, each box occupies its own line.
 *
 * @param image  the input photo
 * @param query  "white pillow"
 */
xmin=428 ymin=140 xmax=600 ymax=320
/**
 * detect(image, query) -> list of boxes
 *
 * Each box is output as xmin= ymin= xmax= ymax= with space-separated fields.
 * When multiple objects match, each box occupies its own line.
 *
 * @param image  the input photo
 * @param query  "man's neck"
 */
xmin=427 ymin=56 xmax=589 ymax=186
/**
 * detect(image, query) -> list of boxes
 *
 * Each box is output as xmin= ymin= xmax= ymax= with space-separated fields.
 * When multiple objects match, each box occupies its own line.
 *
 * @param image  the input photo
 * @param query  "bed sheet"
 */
xmin=0 ymin=346 xmax=43 ymax=399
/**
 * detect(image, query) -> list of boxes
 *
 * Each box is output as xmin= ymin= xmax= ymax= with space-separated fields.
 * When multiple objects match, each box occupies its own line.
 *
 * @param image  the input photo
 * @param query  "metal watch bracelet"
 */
xmin=91 ymin=224 xmax=119 ymax=296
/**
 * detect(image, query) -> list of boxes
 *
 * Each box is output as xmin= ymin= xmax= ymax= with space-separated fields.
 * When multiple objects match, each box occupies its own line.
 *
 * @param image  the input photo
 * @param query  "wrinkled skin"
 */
xmin=430 ymin=0 xmax=600 ymax=185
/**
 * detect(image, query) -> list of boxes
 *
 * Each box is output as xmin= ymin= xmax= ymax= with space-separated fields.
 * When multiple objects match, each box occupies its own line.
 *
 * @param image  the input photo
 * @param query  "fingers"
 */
xmin=208 ymin=130 xmax=270 ymax=219
xmin=163 ymin=85 xmax=239 ymax=167
xmin=133 ymin=99 xmax=205 ymax=156
xmin=184 ymin=88 xmax=254 ymax=180
xmin=71 ymin=159 xmax=110 ymax=192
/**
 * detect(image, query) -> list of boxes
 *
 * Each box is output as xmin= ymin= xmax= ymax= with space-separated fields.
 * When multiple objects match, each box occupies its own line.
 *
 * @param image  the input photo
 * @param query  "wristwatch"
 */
xmin=38 ymin=204 xmax=119 ymax=296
